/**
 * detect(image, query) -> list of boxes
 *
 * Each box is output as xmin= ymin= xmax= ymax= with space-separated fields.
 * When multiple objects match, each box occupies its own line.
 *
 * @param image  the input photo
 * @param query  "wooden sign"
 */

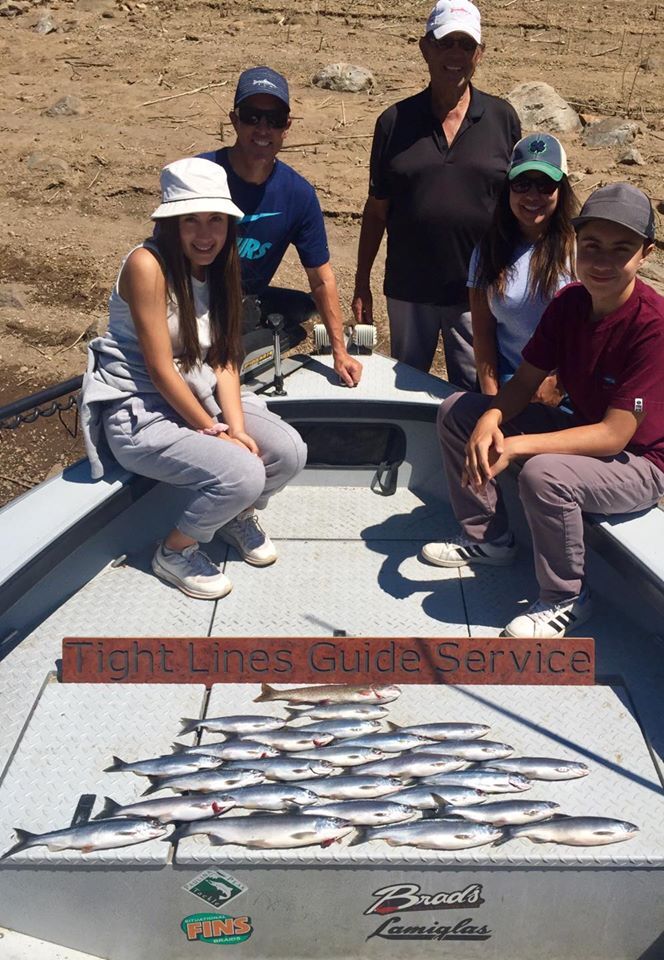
xmin=61 ymin=636 xmax=595 ymax=685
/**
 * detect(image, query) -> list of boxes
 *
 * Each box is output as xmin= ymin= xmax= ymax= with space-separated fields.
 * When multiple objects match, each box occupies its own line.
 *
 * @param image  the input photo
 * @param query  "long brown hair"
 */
xmin=152 ymin=217 xmax=243 ymax=372
xmin=475 ymin=176 xmax=579 ymax=300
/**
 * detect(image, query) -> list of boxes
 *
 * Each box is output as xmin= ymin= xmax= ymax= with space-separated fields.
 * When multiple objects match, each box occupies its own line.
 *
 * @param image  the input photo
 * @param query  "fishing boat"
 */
xmin=0 ymin=333 xmax=662 ymax=960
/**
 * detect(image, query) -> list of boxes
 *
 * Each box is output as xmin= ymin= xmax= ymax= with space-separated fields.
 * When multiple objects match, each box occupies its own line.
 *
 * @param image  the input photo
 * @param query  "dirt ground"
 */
xmin=1 ymin=0 xmax=663 ymax=506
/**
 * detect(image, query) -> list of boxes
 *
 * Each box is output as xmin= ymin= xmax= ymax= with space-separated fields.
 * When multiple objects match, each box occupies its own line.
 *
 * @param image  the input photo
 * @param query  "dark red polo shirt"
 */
xmin=523 ymin=278 xmax=664 ymax=474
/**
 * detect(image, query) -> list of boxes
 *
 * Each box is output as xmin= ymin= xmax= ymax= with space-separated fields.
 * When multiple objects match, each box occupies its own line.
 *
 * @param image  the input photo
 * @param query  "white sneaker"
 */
xmin=421 ymin=533 xmax=516 ymax=568
xmin=503 ymin=590 xmax=592 ymax=639
xmin=152 ymin=543 xmax=232 ymax=600
xmin=218 ymin=509 xmax=277 ymax=566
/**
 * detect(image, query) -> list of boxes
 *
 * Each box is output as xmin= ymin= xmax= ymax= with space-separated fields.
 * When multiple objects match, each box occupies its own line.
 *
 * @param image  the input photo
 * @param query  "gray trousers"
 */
xmin=103 ymin=392 xmax=307 ymax=543
xmin=386 ymin=297 xmax=477 ymax=390
xmin=438 ymin=391 xmax=664 ymax=602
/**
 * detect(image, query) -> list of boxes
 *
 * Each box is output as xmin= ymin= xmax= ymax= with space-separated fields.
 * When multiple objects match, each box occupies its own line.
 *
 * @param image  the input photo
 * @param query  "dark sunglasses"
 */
xmin=428 ymin=34 xmax=478 ymax=53
xmin=236 ymin=105 xmax=290 ymax=129
xmin=510 ymin=175 xmax=559 ymax=196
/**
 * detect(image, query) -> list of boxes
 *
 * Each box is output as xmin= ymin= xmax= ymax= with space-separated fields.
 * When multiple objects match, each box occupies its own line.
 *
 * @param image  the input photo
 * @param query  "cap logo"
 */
xmin=253 ymin=78 xmax=277 ymax=89
xmin=529 ymin=138 xmax=547 ymax=155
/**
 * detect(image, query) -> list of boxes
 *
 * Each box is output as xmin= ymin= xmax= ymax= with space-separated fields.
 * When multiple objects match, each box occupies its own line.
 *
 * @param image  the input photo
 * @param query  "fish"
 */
xmin=411 ymin=739 xmax=514 ymax=761
xmin=179 ymin=715 xmax=286 ymax=736
xmin=210 ymin=784 xmax=320 ymax=812
xmin=300 ymin=800 xmax=420 ymax=826
xmin=293 ymin=719 xmax=384 ymax=739
xmin=424 ymin=770 xmax=532 ymax=793
xmin=254 ymin=682 xmax=401 ymax=705
xmin=104 ymin=753 xmax=222 ymax=777
xmin=172 ymin=740 xmax=279 ymax=761
xmin=0 ymin=818 xmax=169 ymax=860
xmin=481 ymin=757 xmax=590 ymax=780
xmin=225 ymin=757 xmax=341 ymax=781
xmin=295 ymin=745 xmax=388 ymax=767
xmin=500 ymin=817 xmax=639 ymax=847
xmin=240 ymin=729 xmax=335 ymax=751
xmin=286 ymin=703 xmax=390 ymax=721
xmin=361 ymin=753 xmax=467 ymax=779
xmin=360 ymin=820 xmax=503 ymax=850
xmin=444 ymin=800 xmax=561 ymax=826
xmin=293 ymin=775 xmax=405 ymax=800
xmin=142 ymin=768 xmax=264 ymax=796
xmin=399 ymin=722 xmax=491 ymax=741
xmin=94 ymin=794 xmax=233 ymax=823
xmin=169 ymin=814 xmax=355 ymax=849
xmin=341 ymin=732 xmax=433 ymax=753
xmin=388 ymin=785 xmax=487 ymax=809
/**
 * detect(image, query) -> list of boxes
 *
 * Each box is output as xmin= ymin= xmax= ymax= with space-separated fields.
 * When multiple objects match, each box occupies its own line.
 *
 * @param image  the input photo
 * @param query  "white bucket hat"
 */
xmin=151 ymin=157 xmax=244 ymax=220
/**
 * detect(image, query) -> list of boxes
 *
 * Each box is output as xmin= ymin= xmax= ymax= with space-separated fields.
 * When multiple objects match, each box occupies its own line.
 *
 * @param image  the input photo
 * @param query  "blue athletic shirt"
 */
xmin=198 ymin=148 xmax=330 ymax=296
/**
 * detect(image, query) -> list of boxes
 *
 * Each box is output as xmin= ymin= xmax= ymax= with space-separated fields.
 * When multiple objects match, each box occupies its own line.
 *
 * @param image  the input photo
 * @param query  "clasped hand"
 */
xmin=462 ymin=422 xmax=514 ymax=491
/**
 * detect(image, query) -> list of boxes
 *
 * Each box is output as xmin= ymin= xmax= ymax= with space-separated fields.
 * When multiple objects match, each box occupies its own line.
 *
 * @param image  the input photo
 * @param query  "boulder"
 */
xmin=506 ymin=82 xmax=582 ymax=134
xmin=618 ymin=147 xmax=645 ymax=165
xmin=582 ymin=117 xmax=639 ymax=148
xmin=312 ymin=63 xmax=375 ymax=93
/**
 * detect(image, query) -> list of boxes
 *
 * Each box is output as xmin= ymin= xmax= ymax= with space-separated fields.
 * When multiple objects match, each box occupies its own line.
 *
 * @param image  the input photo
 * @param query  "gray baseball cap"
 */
xmin=572 ymin=182 xmax=655 ymax=243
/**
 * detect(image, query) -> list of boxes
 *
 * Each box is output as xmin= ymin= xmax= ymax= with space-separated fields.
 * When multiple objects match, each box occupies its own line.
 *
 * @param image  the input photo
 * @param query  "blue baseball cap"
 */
xmin=234 ymin=67 xmax=290 ymax=109
xmin=508 ymin=133 xmax=568 ymax=183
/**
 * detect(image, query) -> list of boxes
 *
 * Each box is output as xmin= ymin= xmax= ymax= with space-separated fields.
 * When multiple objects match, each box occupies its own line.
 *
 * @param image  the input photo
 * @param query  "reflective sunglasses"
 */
xmin=509 ymin=175 xmax=559 ymax=196
xmin=236 ymin=105 xmax=290 ymax=129
xmin=428 ymin=34 xmax=478 ymax=53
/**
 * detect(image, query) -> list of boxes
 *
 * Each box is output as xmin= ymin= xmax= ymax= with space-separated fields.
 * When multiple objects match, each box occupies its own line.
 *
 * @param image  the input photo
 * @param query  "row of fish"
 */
xmin=1 ymin=683 xmax=639 ymax=858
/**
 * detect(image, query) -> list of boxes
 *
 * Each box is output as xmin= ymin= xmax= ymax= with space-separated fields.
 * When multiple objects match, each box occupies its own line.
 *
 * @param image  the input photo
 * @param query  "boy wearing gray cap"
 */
xmin=422 ymin=183 xmax=664 ymax=638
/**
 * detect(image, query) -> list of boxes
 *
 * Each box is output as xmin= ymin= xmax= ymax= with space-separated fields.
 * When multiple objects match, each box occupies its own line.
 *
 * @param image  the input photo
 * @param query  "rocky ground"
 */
xmin=1 ymin=0 xmax=663 ymax=506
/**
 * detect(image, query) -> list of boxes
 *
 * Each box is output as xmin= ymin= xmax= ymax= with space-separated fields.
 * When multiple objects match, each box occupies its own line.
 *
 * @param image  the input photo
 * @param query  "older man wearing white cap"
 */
xmin=352 ymin=0 xmax=520 ymax=386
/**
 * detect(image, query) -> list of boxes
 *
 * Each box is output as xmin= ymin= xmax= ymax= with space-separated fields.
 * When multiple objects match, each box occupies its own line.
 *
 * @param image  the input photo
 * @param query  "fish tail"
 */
xmin=387 ymin=721 xmax=401 ymax=731
xmin=167 ymin=823 xmax=188 ymax=843
xmin=254 ymin=683 xmax=275 ymax=703
xmin=347 ymin=827 xmax=371 ymax=847
xmin=179 ymin=718 xmax=201 ymax=735
xmin=103 ymin=755 xmax=125 ymax=773
xmin=141 ymin=777 xmax=161 ymax=797
xmin=0 ymin=828 xmax=37 ymax=860
xmin=171 ymin=742 xmax=188 ymax=753
xmin=94 ymin=797 xmax=121 ymax=820
xmin=492 ymin=828 xmax=513 ymax=847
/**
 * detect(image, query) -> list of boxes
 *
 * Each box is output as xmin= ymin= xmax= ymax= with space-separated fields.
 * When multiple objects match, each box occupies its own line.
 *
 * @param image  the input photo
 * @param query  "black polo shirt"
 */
xmin=369 ymin=85 xmax=521 ymax=306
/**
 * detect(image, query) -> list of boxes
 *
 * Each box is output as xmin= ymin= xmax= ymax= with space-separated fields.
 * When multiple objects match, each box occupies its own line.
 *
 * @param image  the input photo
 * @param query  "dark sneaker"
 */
xmin=421 ymin=533 xmax=516 ymax=568
xmin=503 ymin=590 xmax=593 ymax=639
xmin=152 ymin=543 xmax=232 ymax=600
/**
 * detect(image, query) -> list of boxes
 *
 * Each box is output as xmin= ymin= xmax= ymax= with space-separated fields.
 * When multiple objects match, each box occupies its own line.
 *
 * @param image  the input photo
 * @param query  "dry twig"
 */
xmin=140 ymin=81 xmax=228 ymax=108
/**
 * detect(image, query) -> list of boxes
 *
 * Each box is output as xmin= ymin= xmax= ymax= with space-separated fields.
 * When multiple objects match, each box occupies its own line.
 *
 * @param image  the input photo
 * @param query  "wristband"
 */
xmin=198 ymin=422 xmax=229 ymax=437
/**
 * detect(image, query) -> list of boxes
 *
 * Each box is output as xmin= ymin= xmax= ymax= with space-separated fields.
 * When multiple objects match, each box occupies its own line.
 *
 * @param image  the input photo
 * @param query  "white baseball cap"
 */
xmin=426 ymin=0 xmax=482 ymax=44
xmin=151 ymin=157 xmax=244 ymax=220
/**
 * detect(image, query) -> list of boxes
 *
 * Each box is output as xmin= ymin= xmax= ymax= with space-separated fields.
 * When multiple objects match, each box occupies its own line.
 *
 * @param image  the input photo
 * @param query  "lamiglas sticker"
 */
xmin=183 ymin=869 xmax=247 ymax=910
xmin=181 ymin=913 xmax=252 ymax=945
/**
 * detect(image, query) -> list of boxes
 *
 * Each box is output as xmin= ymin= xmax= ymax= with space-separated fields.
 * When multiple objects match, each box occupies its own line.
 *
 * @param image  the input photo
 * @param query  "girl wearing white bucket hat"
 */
xmin=80 ymin=157 xmax=307 ymax=599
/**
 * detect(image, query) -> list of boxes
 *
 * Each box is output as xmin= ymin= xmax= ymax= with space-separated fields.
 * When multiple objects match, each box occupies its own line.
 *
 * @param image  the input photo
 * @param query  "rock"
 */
xmin=44 ymin=94 xmax=85 ymax=117
xmin=567 ymin=170 xmax=585 ymax=185
xmin=640 ymin=262 xmax=664 ymax=291
xmin=582 ymin=117 xmax=638 ymax=148
xmin=0 ymin=286 xmax=26 ymax=310
xmin=618 ymin=147 xmax=645 ymax=166
xmin=506 ymin=82 xmax=582 ymax=134
xmin=312 ymin=63 xmax=375 ymax=93
xmin=26 ymin=152 xmax=70 ymax=174
xmin=34 ymin=11 xmax=57 ymax=33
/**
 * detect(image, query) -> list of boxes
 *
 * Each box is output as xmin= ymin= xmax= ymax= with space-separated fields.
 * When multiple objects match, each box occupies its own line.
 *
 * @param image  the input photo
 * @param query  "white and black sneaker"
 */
xmin=502 ymin=590 xmax=593 ymax=639
xmin=421 ymin=532 xmax=516 ymax=568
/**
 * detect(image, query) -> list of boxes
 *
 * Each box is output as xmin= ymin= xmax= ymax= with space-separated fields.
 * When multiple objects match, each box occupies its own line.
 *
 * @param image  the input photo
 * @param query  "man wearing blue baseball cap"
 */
xmin=200 ymin=66 xmax=362 ymax=387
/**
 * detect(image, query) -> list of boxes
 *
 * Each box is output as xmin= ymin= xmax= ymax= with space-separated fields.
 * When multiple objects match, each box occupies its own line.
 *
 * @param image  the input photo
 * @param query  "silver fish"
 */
xmin=95 ymin=794 xmax=233 ymax=823
xmin=173 ymin=740 xmax=279 ymax=760
xmin=293 ymin=775 xmax=405 ymax=800
xmin=445 ymin=800 xmax=560 ymax=826
xmin=362 ymin=753 xmax=467 ymax=778
xmin=143 ymin=768 xmax=264 ymax=796
xmin=363 ymin=820 xmax=503 ymax=850
xmin=301 ymin=800 xmax=419 ymax=826
xmin=502 ymin=817 xmax=639 ymax=846
xmin=389 ymin=785 xmax=487 ymax=809
xmin=399 ymin=722 xmax=491 ymax=741
xmin=225 ymin=757 xmax=340 ymax=781
xmin=254 ymin=682 xmax=401 ymax=705
xmin=296 ymin=745 xmax=387 ymax=767
xmin=424 ymin=771 xmax=532 ymax=793
xmin=179 ymin=715 xmax=286 ymax=735
xmin=104 ymin=753 xmax=222 ymax=777
xmin=342 ymin=732 xmax=433 ymax=753
xmin=482 ymin=757 xmax=590 ymax=780
xmin=212 ymin=784 xmax=320 ymax=811
xmin=286 ymin=703 xmax=390 ymax=720
xmin=170 ymin=814 xmax=355 ymax=849
xmin=411 ymin=739 xmax=514 ymax=761
xmin=0 ymin=818 xmax=168 ymax=860
xmin=294 ymin=719 xmax=384 ymax=738
xmin=241 ymin=729 xmax=334 ymax=751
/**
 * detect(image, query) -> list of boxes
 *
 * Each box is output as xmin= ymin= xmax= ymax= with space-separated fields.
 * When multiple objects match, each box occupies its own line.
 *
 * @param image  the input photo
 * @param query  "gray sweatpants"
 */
xmin=438 ymin=391 xmax=664 ymax=602
xmin=386 ymin=297 xmax=477 ymax=390
xmin=103 ymin=392 xmax=307 ymax=543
